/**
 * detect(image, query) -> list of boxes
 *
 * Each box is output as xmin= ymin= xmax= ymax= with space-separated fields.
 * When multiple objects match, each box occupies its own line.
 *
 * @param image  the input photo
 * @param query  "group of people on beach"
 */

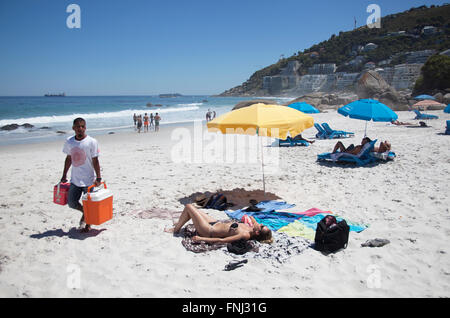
xmin=133 ymin=113 xmax=161 ymax=133
xmin=59 ymin=117 xmax=389 ymax=246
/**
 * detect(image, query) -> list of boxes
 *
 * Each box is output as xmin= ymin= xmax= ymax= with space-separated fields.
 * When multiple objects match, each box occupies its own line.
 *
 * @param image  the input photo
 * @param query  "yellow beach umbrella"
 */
xmin=207 ymin=103 xmax=314 ymax=140
xmin=207 ymin=103 xmax=314 ymax=193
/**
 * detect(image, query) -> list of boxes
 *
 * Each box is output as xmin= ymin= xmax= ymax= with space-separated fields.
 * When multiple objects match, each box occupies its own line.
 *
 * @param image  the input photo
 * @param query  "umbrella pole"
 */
xmin=364 ymin=121 xmax=368 ymax=137
xmin=259 ymin=136 xmax=266 ymax=195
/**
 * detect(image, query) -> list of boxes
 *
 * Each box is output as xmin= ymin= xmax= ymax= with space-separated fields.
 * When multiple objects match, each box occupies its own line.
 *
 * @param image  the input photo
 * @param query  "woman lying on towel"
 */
xmin=332 ymin=137 xmax=391 ymax=155
xmin=164 ymin=204 xmax=273 ymax=244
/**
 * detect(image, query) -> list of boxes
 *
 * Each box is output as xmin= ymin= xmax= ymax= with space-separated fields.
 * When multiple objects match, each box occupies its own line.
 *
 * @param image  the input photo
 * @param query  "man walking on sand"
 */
xmin=60 ymin=118 xmax=102 ymax=233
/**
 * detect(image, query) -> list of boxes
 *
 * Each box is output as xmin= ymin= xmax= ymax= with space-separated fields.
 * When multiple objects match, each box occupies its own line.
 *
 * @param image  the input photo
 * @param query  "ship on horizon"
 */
xmin=44 ymin=92 xmax=66 ymax=97
xmin=159 ymin=93 xmax=182 ymax=98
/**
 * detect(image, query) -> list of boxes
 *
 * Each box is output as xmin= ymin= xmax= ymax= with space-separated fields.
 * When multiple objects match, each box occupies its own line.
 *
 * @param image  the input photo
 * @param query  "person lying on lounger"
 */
xmin=332 ymin=137 xmax=371 ymax=155
xmin=291 ymin=134 xmax=315 ymax=144
xmin=332 ymin=137 xmax=391 ymax=155
xmin=391 ymin=120 xmax=413 ymax=126
xmin=164 ymin=204 xmax=273 ymax=244
xmin=373 ymin=140 xmax=391 ymax=153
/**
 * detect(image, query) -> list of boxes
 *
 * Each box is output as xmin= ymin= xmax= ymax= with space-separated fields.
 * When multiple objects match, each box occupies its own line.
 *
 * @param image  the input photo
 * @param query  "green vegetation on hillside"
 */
xmin=413 ymin=54 xmax=450 ymax=94
xmin=222 ymin=4 xmax=450 ymax=95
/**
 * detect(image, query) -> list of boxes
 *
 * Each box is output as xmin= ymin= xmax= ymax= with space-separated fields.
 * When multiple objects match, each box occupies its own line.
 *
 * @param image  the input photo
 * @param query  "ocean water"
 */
xmin=0 ymin=95 xmax=293 ymax=146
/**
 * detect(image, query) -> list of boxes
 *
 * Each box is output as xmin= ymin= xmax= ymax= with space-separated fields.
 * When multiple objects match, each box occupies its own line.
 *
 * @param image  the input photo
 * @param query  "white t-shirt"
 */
xmin=63 ymin=135 xmax=100 ymax=187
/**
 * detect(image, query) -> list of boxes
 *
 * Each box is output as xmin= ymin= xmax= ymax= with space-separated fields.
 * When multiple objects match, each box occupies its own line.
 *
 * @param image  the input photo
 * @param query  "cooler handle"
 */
xmin=86 ymin=182 xmax=107 ymax=200
xmin=56 ymin=182 xmax=61 ymax=196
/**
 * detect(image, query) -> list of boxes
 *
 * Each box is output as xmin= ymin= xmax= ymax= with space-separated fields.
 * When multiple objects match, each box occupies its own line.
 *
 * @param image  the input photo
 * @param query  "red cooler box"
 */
xmin=82 ymin=182 xmax=113 ymax=225
xmin=54 ymin=182 xmax=70 ymax=205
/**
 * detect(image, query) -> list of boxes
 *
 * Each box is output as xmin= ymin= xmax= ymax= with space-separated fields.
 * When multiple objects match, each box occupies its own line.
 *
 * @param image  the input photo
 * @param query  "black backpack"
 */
xmin=314 ymin=215 xmax=350 ymax=253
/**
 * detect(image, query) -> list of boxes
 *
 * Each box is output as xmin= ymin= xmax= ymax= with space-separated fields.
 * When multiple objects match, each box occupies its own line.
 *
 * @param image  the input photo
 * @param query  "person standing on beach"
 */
xmin=60 ymin=118 xmax=102 ymax=233
xmin=154 ymin=113 xmax=161 ymax=132
xmin=150 ymin=113 xmax=154 ymax=130
xmin=143 ymin=113 xmax=149 ymax=132
xmin=133 ymin=113 xmax=137 ymax=127
xmin=137 ymin=115 xmax=143 ymax=133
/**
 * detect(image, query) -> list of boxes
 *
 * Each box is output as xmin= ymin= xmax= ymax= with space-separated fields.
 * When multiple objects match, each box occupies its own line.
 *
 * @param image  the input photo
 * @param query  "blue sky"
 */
xmin=0 ymin=0 xmax=447 ymax=96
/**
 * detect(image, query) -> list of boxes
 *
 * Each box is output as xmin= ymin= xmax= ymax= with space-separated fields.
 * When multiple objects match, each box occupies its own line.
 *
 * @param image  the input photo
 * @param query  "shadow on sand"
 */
xmin=316 ymin=160 xmax=387 ymax=169
xmin=30 ymin=227 xmax=106 ymax=240
xmin=178 ymin=188 xmax=282 ymax=211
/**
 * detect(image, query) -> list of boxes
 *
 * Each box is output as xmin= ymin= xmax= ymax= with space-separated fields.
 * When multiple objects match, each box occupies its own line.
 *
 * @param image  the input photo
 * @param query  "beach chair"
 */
xmin=278 ymin=136 xmax=309 ymax=147
xmin=317 ymin=139 xmax=378 ymax=166
xmin=413 ymin=109 xmax=438 ymax=120
xmin=314 ymin=123 xmax=328 ymax=139
xmin=446 ymin=121 xmax=450 ymax=135
xmin=321 ymin=123 xmax=355 ymax=139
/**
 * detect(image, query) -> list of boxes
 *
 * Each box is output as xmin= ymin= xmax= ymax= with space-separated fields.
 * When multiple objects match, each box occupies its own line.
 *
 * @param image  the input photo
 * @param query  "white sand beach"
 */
xmin=0 ymin=110 xmax=449 ymax=298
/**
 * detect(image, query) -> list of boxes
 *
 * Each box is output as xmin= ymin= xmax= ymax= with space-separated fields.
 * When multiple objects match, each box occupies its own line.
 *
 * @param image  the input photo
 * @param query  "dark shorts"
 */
xmin=68 ymin=183 xmax=88 ymax=210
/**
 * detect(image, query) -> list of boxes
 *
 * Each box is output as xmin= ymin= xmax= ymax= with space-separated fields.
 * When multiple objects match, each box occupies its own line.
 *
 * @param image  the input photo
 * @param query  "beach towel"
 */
xmin=223 ymin=232 xmax=311 ymax=265
xmin=277 ymin=221 xmax=317 ymax=240
xmin=227 ymin=202 xmax=368 ymax=234
xmin=252 ymin=200 xmax=296 ymax=212
xmin=278 ymin=213 xmax=368 ymax=240
xmin=225 ymin=200 xmax=298 ymax=230
xmin=296 ymin=213 xmax=367 ymax=232
xmin=284 ymin=207 xmax=332 ymax=217
xmin=226 ymin=209 xmax=301 ymax=231
xmin=180 ymin=224 xmax=309 ymax=263
xmin=371 ymin=151 xmax=396 ymax=161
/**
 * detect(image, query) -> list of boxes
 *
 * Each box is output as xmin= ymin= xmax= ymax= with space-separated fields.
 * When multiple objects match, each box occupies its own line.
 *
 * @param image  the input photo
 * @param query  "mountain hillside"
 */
xmin=220 ymin=4 xmax=450 ymax=96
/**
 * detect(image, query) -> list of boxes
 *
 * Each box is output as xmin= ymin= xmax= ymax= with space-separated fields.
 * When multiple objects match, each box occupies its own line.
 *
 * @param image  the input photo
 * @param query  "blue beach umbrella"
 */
xmin=414 ymin=94 xmax=435 ymax=100
xmin=287 ymin=102 xmax=320 ymax=113
xmin=338 ymin=99 xmax=398 ymax=136
xmin=444 ymin=104 xmax=450 ymax=113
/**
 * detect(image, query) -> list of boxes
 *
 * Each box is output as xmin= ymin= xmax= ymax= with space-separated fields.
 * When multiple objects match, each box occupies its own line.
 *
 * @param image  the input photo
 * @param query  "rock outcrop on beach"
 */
xmin=282 ymin=92 xmax=359 ymax=111
xmin=356 ymin=70 xmax=410 ymax=110
xmin=0 ymin=124 xmax=20 ymax=131
xmin=0 ymin=123 xmax=34 ymax=131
